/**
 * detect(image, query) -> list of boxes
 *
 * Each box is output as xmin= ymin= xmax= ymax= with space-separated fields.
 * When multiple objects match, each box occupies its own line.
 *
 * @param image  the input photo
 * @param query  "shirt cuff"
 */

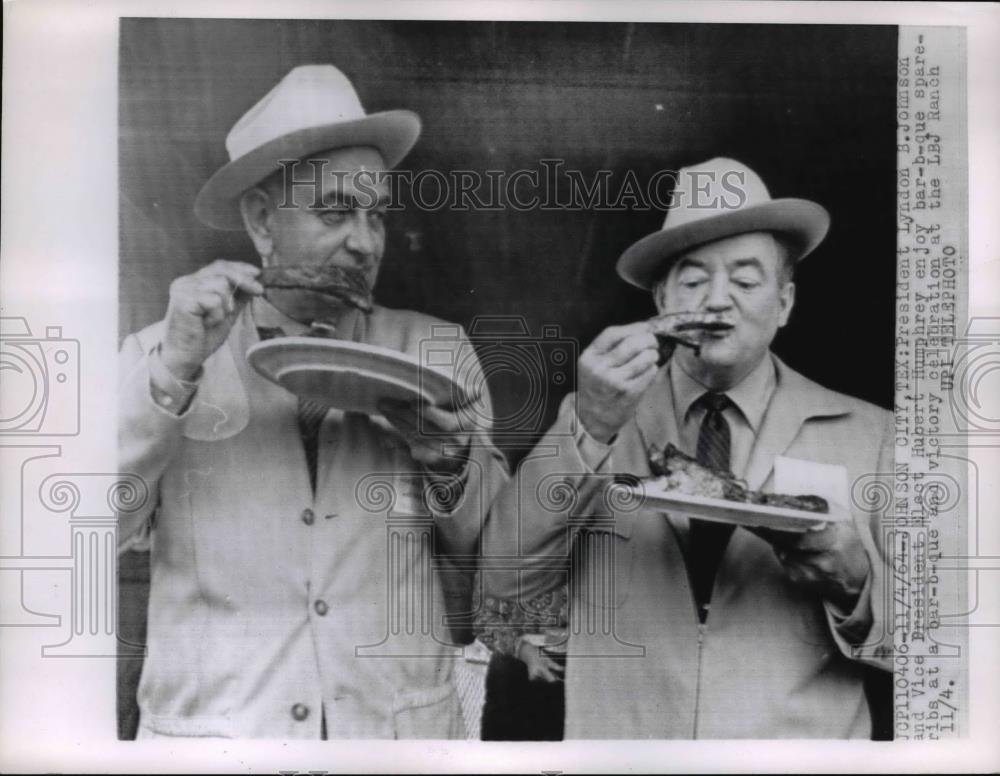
xmin=148 ymin=345 xmax=201 ymax=415
xmin=574 ymin=414 xmax=615 ymax=472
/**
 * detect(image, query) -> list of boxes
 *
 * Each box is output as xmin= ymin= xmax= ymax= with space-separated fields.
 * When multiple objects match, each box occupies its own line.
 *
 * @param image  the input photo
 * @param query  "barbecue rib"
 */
xmin=647 ymin=443 xmax=829 ymax=513
xmin=648 ymin=311 xmax=734 ymax=365
xmin=260 ymin=264 xmax=373 ymax=313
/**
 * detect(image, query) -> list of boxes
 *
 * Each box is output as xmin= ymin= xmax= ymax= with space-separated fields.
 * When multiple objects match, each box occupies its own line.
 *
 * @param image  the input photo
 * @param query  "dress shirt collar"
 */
xmin=671 ymin=352 xmax=776 ymax=432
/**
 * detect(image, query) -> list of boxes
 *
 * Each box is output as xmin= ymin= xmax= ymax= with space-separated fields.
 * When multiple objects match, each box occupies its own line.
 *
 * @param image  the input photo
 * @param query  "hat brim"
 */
xmin=194 ymin=109 xmax=421 ymax=230
xmin=615 ymin=198 xmax=831 ymax=290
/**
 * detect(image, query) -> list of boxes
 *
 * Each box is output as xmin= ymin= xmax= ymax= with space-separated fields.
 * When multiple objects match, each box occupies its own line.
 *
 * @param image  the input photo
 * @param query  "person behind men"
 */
xmin=118 ymin=64 xmax=508 ymax=738
xmin=480 ymin=157 xmax=892 ymax=738
xmin=475 ymin=585 xmax=568 ymax=740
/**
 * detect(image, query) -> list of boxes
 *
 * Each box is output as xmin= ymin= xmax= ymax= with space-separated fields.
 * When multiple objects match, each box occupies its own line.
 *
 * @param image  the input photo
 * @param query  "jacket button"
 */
xmin=291 ymin=703 xmax=309 ymax=721
xmin=314 ymin=599 xmax=328 ymax=616
xmin=301 ymin=508 xmax=315 ymax=526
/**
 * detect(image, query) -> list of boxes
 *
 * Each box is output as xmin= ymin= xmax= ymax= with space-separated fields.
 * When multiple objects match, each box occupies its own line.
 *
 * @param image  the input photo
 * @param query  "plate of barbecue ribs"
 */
xmin=246 ymin=264 xmax=473 ymax=415
xmin=624 ymin=444 xmax=845 ymax=533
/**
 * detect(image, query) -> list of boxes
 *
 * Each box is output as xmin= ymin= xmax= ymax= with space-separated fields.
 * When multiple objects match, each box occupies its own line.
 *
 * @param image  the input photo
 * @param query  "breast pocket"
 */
xmin=574 ymin=517 xmax=635 ymax=610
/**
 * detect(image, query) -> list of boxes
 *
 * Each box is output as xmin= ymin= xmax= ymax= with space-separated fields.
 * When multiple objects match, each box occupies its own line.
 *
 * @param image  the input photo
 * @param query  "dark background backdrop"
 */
xmin=118 ymin=18 xmax=898 ymax=739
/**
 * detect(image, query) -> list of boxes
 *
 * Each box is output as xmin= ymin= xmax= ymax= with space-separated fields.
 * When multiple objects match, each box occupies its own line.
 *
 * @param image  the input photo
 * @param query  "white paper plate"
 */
xmin=247 ymin=337 xmax=471 ymax=415
xmin=624 ymin=483 xmax=844 ymax=533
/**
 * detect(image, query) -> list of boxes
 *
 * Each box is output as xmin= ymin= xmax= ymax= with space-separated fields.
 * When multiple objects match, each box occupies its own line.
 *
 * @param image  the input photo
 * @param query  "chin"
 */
xmin=682 ymin=340 xmax=762 ymax=379
xmin=693 ymin=340 xmax=742 ymax=367
xmin=705 ymin=343 xmax=772 ymax=377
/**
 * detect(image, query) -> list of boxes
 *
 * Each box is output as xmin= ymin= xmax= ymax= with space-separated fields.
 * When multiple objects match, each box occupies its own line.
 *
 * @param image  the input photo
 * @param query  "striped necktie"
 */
xmin=689 ymin=392 xmax=736 ymax=623
xmin=257 ymin=326 xmax=329 ymax=492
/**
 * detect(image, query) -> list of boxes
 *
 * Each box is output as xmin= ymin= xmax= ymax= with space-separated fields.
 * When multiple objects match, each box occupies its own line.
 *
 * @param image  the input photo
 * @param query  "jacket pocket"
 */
xmin=392 ymin=681 xmax=462 ymax=739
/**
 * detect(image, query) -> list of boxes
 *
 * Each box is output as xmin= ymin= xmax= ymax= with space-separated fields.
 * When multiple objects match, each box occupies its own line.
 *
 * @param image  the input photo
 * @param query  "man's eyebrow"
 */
xmin=673 ymin=255 xmax=766 ymax=276
xmin=729 ymin=257 xmax=766 ymax=271
xmin=675 ymin=257 xmax=708 ymax=271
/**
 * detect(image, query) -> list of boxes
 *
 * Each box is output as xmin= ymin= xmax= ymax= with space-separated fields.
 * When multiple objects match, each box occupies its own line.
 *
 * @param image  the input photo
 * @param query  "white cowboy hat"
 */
xmin=616 ymin=157 xmax=830 ymax=290
xmin=194 ymin=64 xmax=421 ymax=230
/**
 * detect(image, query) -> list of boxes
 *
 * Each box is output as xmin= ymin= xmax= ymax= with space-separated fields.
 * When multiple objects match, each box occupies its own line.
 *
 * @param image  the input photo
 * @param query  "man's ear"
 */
xmin=239 ymin=187 xmax=276 ymax=261
xmin=777 ymin=281 xmax=796 ymax=328
xmin=651 ymin=267 xmax=674 ymax=314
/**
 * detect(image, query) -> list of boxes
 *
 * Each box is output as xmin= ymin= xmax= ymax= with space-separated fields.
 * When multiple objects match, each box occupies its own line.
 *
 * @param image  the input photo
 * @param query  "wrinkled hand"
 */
xmin=748 ymin=518 xmax=871 ymax=610
xmin=516 ymin=640 xmax=565 ymax=684
xmin=161 ymin=260 xmax=263 ymax=380
xmin=577 ymin=322 xmax=660 ymax=443
xmin=377 ymin=399 xmax=472 ymax=474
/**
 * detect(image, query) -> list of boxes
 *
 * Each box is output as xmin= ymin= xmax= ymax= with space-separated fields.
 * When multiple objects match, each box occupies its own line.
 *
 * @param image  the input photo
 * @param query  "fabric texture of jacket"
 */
xmin=481 ymin=354 xmax=893 ymax=739
xmin=119 ymin=303 xmax=509 ymax=738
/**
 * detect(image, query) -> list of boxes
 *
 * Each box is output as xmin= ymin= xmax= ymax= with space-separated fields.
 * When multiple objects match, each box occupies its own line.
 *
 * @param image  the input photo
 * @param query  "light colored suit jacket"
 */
xmin=481 ymin=354 xmax=893 ymax=739
xmin=119 ymin=303 xmax=509 ymax=739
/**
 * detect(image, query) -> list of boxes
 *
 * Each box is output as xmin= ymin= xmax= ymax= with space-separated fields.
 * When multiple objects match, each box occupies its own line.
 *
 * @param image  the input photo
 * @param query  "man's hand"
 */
xmin=577 ymin=322 xmax=660 ymax=443
xmin=160 ymin=260 xmax=263 ymax=380
xmin=377 ymin=399 xmax=472 ymax=474
xmin=516 ymin=640 xmax=565 ymax=684
xmin=749 ymin=519 xmax=871 ymax=610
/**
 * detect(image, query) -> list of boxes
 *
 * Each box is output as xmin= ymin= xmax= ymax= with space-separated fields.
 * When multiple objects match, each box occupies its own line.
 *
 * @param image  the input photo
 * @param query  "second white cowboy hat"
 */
xmin=194 ymin=64 xmax=421 ymax=230
xmin=616 ymin=157 xmax=831 ymax=290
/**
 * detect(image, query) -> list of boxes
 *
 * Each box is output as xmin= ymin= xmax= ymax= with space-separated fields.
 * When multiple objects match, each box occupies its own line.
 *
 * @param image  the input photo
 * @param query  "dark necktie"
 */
xmin=689 ymin=392 xmax=737 ymax=623
xmin=258 ymin=326 xmax=328 ymax=492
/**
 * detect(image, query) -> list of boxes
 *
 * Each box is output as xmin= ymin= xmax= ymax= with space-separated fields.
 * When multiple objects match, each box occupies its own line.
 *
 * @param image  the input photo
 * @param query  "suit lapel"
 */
xmin=633 ymin=366 xmax=679 ymax=461
xmin=744 ymin=355 xmax=853 ymax=490
xmin=632 ymin=365 xmax=692 ymax=550
xmin=231 ymin=306 xmax=315 ymax=496
xmin=178 ymin=308 xmax=253 ymax=442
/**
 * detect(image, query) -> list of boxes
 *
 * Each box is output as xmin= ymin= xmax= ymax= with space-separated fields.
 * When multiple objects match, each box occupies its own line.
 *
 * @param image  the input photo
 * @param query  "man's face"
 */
xmin=263 ymin=145 xmax=389 ymax=283
xmin=653 ymin=232 xmax=795 ymax=388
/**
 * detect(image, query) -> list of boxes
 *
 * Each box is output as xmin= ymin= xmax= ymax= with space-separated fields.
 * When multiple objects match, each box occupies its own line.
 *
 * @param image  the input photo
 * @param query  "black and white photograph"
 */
xmin=1 ymin=1 xmax=999 ymax=772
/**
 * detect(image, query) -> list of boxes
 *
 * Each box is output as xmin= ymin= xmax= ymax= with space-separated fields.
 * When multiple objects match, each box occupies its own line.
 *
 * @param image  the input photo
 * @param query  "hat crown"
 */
xmin=663 ymin=157 xmax=773 ymax=231
xmin=225 ymin=65 xmax=367 ymax=162
xmin=614 ymin=155 xmax=830 ymax=290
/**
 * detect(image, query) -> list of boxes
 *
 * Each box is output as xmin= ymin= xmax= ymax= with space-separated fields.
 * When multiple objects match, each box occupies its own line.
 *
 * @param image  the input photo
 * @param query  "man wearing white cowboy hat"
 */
xmin=118 ymin=64 xmax=508 ymax=738
xmin=481 ymin=157 xmax=892 ymax=738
